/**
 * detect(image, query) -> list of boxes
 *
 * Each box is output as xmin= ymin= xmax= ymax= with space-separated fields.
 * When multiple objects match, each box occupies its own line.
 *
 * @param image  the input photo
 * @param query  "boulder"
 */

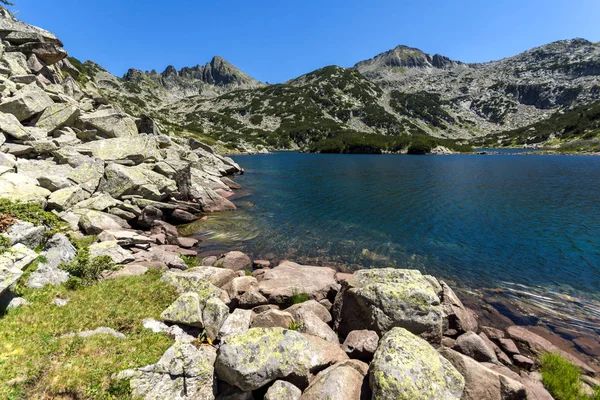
xmin=480 ymin=326 xmax=505 ymax=340
xmin=162 ymin=267 xmax=237 ymax=291
xmin=74 ymin=136 xmax=161 ymax=164
xmin=369 ymin=327 xmax=464 ymax=400
xmin=215 ymin=327 xmax=347 ymax=391
xmin=215 ymin=251 xmax=252 ymax=271
xmin=0 ymin=83 xmax=54 ymax=121
xmin=26 ymin=233 xmax=75 ymax=289
xmin=0 ymin=8 xmax=62 ymax=45
xmin=97 ymin=229 xmax=154 ymax=247
xmin=265 ymin=380 xmax=301 ymax=400
xmin=513 ymin=355 xmax=534 ymax=370
xmin=117 ymin=342 xmax=217 ymax=400
xmin=88 ymin=240 xmax=134 ymax=265
xmin=454 ymin=331 xmax=498 ymax=363
xmin=67 ymin=158 xmax=105 ymax=192
xmin=16 ymin=159 xmax=74 ymax=191
xmin=77 ymin=209 xmax=130 ymax=235
xmin=47 ymin=185 xmax=89 ymax=211
xmin=0 ymin=175 xmax=50 ymax=206
xmin=0 ymin=243 xmax=38 ymax=295
xmin=78 ymin=106 xmax=138 ymax=138
xmin=0 ymin=111 xmax=30 ymax=140
xmin=342 ymin=330 xmax=379 ymax=362
xmin=438 ymin=347 xmax=526 ymax=400
xmin=285 ymin=300 xmax=332 ymax=324
xmin=334 ymin=269 xmax=443 ymax=344
xmin=137 ymin=247 xmax=187 ymax=270
xmin=499 ymin=339 xmax=520 ymax=355
xmin=98 ymin=163 xmax=177 ymax=201
xmin=103 ymin=264 xmax=149 ymax=280
xmin=292 ymin=309 xmax=339 ymax=343
xmin=202 ymin=297 xmax=229 ymax=340
xmin=7 ymin=42 xmax=67 ymax=65
xmin=479 ymin=332 xmax=513 ymax=365
xmin=258 ymin=261 xmax=338 ymax=306
xmin=34 ymin=103 xmax=79 ymax=132
xmin=440 ymin=281 xmax=478 ymax=335
xmin=301 ymin=360 xmax=369 ymax=400
xmin=218 ymin=308 xmax=253 ymax=339
xmin=251 ymin=309 xmax=294 ymax=329
xmin=171 ymin=208 xmax=198 ymax=223
xmin=160 ymin=292 xmax=204 ymax=327
xmin=190 ymin=185 xmax=236 ymax=212
xmin=2 ymin=219 xmax=46 ymax=248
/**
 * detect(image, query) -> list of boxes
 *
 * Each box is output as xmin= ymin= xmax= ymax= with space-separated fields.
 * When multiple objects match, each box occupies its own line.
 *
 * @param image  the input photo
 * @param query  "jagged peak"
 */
xmin=355 ymin=44 xmax=461 ymax=72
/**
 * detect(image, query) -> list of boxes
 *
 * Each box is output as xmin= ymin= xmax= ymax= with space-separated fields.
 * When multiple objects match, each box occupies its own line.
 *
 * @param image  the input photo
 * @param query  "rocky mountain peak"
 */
xmin=355 ymin=44 xmax=462 ymax=73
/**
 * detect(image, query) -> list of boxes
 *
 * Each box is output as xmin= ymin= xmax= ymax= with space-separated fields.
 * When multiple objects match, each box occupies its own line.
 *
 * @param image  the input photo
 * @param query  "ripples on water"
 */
xmin=187 ymin=152 xmax=600 ymax=335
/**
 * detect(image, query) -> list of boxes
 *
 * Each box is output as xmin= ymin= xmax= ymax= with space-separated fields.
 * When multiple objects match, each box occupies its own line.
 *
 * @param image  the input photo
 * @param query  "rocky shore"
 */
xmin=0 ymin=8 xmax=599 ymax=400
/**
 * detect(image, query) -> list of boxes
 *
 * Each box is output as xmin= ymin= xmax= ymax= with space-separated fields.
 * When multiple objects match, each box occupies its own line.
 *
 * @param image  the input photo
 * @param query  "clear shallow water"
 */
xmin=191 ymin=152 xmax=600 ymax=334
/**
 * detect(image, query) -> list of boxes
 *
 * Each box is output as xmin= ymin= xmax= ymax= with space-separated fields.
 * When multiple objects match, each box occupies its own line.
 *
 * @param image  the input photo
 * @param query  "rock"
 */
xmin=334 ymin=269 xmax=442 ymax=344
xmin=74 ymin=136 xmax=161 ymax=163
xmin=454 ymin=331 xmax=498 ymax=363
xmin=34 ymin=102 xmax=79 ymax=132
xmin=202 ymin=256 xmax=218 ymax=266
xmin=62 ymin=327 xmax=126 ymax=339
xmin=138 ymin=205 xmax=164 ymax=228
xmin=292 ymin=309 xmax=339 ymax=343
xmin=440 ymin=281 xmax=478 ymax=335
xmin=142 ymin=318 xmax=195 ymax=343
xmin=0 ymin=244 xmax=38 ymax=295
xmin=118 ymin=342 xmax=217 ymax=400
xmin=0 ymin=83 xmax=54 ymax=121
xmin=370 ymin=327 xmax=465 ymax=400
xmin=258 ymin=261 xmax=338 ymax=306
xmin=573 ymin=336 xmax=600 ymax=357
xmin=285 ymin=300 xmax=332 ymax=324
xmin=505 ymin=326 xmax=595 ymax=375
xmin=176 ymin=237 xmax=198 ymax=248
xmin=6 ymin=296 xmax=28 ymax=310
xmin=97 ymin=229 xmax=154 ymax=247
xmin=479 ymin=332 xmax=513 ymax=365
xmin=160 ymin=292 xmax=204 ymax=327
xmin=342 ymin=330 xmax=379 ymax=362
xmin=68 ymin=158 xmax=105 ymax=192
xmin=0 ymin=111 xmax=29 ymax=140
xmin=0 ymin=174 xmax=51 ymax=206
xmin=251 ymin=309 xmax=294 ymax=329
xmin=438 ymin=347 xmax=527 ymax=400
xmin=78 ymin=106 xmax=138 ymax=138
xmin=481 ymin=326 xmax=505 ymax=340
xmin=0 ymin=9 xmax=62 ymax=44
xmin=88 ymin=240 xmax=134 ymax=264
xmin=7 ymin=42 xmax=67 ymax=65
xmin=162 ymin=267 xmax=237 ymax=291
xmin=171 ymin=208 xmax=198 ymax=223
xmin=513 ymin=355 xmax=535 ymax=370
xmin=190 ymin=185 xmax=236 ymax=212
xmin=265 ymin=380 xmax=301 ymax=400
xmin=26 ymin=233 xmax=75 ymax=289
xmin=220 ymin=177 xmax=242 ymax=190
xmin=78 ymin=209 xmax=130 ymax=235
xmin=499 ymin=338 xmax=520 ymax=355
xmin=301 ymin=359 xmax=369 ymax=400
xmin=2 ymin=219 xmax=45 ymax=248
xmin=215 ymin=251 xmax=252 ymax=271
xmin=138 ymin=247 xmax=187 ymax=270
xmin=215 ymin=327 xmax=347 ymax=391
xmin=218 ymin=308 xmax=253 ymax=339
xmin=47 ymin=185 xmax=89 ymax=211
xmin=253 ymin=259 xmax=271 ymax=269
xmin=202 ymin=297 xmax=229 ymax=341
xmin=17 ymin=159 xmax=74 ymax=191
xmin=53 ymin=298 xmax=69 ymax=307
xmin=99 ymin=163 xmax=176 ymax=201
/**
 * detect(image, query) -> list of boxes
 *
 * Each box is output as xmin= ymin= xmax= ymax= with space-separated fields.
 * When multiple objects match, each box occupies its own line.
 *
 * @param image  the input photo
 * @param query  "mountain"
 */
xmin=70 ymin=37 xmax=600 ymax=153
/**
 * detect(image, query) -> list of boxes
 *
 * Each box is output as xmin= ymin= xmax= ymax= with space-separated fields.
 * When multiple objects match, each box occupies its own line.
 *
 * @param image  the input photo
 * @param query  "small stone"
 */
xmin=251 ymin=309 xmax=294 ymax=329
xmin=513 ymin=354 xmax=535 ymax=370
xmin=499 ymin=338 xmax=520 ymax=355
xmin=342 ymin=329 xmax=379 ymax=361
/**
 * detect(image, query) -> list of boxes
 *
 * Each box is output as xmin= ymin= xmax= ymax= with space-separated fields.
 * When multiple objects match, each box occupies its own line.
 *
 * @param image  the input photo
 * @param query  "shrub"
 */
xmin=180 ymin=255 xmax=200 ymax=268
xmin=291 ymin=290 xmax=310 ymax=305
xmin=0 ymin=199 xmax=60 ymax=230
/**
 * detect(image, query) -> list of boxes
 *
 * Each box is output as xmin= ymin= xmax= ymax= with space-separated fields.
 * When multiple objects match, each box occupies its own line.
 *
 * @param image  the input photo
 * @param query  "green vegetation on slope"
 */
xmin=390 ymin=90 xmax=456 ymax=128
xmin=478 ymin=101 xmax=600 ymax=151
xmin=0 ymin=273 xmax=177 ymax=399
xmin=540 ymin=353 xmax=600 ymax=400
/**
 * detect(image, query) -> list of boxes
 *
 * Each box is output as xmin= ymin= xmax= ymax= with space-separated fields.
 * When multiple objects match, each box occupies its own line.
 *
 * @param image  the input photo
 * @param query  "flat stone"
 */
xmin=251 ymin=309 xmax=294 ymax=329
xmin=162 ymin=267 xmax=237 ymax=291
xmin=499 ymin=338 xmax=520 ymax=355
xmin=513 ymin=355 xmax=535 ymax=370
xmin=89 ymin=241 xmax=134 ymax=264
xmin=78 ymin=106 xmax=138 ymax=138
xmin=292 ymin=308 xmax=339 ymax=343
xmin=34 ymin=102 xmax=79 ymax=132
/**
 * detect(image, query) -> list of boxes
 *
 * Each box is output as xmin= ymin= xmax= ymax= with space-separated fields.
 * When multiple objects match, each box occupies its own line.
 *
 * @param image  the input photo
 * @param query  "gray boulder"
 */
xmin=2 ymin=219 xmax=46 ymax=248
xmin=285 ymin=299 xmax=332 ymax=324
xmin=78 ymin=106 xmax=138 ymax=138
xmin=440 ymin=281 xmax=478 ymax=335
xmin=26 ymin=233 xmax=75 ymax=289
xmin=74 ymin=136 xmax=161 ymax=164
xmin=215 ymin=251 xmax=252 ymax=271
xmin=215 ymin=327 xmax=347 ymax=391
xmin=47 ymin=185 xmax=90 ymax=211
xmin=162 ymin=267 xmax=237 ymax=292
xmin=265 ymin=380 xmax=301 ymax=400
xmin=342 ymin=330 xmax=379 ymax=362
xmin=98 ymin=163 xmax=177 ymax=201
xmin=251 ymin=309 xmax=294 ymax=329
xmin=161 ymin=292 xmax=204 ymax=327
xmin=218 ymin=308 xmax=253 ymax=339
xmin=369 ymin=327 xmax=465 ymax=400
xmin=117 ymin=342 xmax=217 ymax=400
xmin=77 ymin=209 xmax=130 ymax=235
xmin=0 ymin=243 xmax=38 ymax=295
xmin=454 ymin=331 xmax=498 ymax=363
xmin=292 ymin=308 xmax=339 ymax=343
xmin=0 ymin=83 xmax=54 ymax=121
xmin=88 ymin=240 xmax=134 ymax=265
xmin=34 ymin=103 xmax=79 ymax=132
xmin=334 ymin=269 xmax=443 ymax=344
xmin=202 ymin=297 xmax=229 ymax=341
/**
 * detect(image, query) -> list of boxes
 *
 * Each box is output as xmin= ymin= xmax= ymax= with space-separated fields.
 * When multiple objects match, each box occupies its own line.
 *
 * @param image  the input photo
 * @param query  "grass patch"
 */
xmin=288 ymin=320 xmax=303 ymax=331
xmin=180 ymin=254 xmax=200 ymax=269
xmin=0 ymin=200 xmax=61 ymax=231
xmin=291 ymin=290 xmax=310 ymax=305
xmin=0 ymin=273 xmax=177 ymax=399
xmin=540 ymin=353 xmax=600 ymax=400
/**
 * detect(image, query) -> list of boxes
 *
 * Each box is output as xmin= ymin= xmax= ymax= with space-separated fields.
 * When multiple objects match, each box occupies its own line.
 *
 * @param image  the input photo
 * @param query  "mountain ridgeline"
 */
xmin=74 ymin=38 xmax=600 ymax=154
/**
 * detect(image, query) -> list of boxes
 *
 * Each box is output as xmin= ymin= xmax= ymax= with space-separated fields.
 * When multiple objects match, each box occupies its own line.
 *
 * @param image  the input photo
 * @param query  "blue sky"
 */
xmin=13 ymin=0 xmax=599 ymax=83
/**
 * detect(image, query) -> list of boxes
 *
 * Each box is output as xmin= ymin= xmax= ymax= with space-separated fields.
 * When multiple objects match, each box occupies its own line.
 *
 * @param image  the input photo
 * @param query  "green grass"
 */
xmin=288 ymin=320 xmax=303 ymax=331
xmin=0 ymin=273 xmax=178 ymax=399
xmin=180 ymin=254 xmax=200 ymax=269
xmin=291 ymin=291 xmax=310 ymax=305
xmin=0 ymin=199 xmax=61 ymax=230
xmin=540 ymin=353 xmax=600 ymax=400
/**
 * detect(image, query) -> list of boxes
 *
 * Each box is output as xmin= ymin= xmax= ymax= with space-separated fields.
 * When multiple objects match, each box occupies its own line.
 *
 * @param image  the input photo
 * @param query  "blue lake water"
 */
xmin=191 ymin=152 xmax=600 ymax=333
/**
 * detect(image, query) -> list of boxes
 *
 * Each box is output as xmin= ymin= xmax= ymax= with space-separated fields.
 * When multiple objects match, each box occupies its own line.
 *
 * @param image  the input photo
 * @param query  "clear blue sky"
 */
xmin=13 ymin=0 xmax=600 ymax=83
